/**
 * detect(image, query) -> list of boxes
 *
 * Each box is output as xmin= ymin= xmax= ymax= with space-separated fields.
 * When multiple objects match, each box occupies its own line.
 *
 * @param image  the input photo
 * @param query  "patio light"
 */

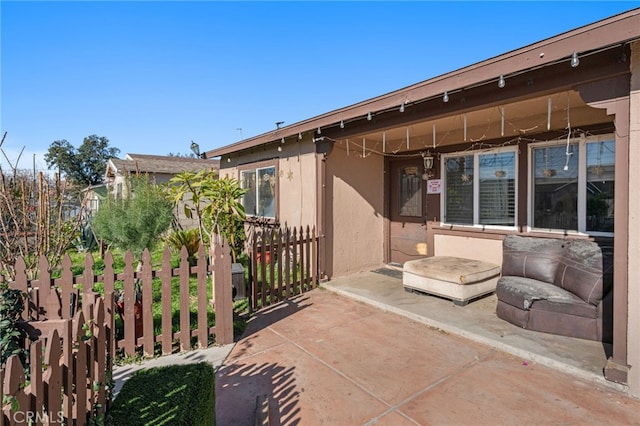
xmin=571 ymin=51 xmax=580 ymax=68
xmin=498 ymin=74 xmax=505 ymax=88
xmin=443 ymin=91 xmax=449 ymax=103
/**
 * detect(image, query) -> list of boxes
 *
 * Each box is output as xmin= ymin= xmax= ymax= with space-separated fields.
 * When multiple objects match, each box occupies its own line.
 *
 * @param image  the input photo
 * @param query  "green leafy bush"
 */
xmin=109 ymin=363 xmax=215 ymax=425
xmin=0 ymin=282 xmax=28 ymax=374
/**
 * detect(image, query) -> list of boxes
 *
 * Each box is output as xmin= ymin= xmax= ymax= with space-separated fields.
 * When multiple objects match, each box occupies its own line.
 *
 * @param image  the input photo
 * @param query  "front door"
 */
xmin=388 ymin=159 xmax=427 ymax=264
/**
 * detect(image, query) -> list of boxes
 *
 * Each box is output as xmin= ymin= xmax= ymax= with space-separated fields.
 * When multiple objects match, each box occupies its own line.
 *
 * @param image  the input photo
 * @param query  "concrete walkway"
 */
xmin=112 ymin=342 xmax=234 ymax=397
xmin=216 ymin=287 xmax=640 ymax=425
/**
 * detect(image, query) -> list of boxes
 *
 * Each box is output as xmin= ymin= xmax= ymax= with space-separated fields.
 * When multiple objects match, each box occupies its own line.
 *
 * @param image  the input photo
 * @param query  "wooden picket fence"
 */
xmin=1 ymin=240 xmax=234 ymax=424
xmin=1 ymin=298 xmax=111 ymax=425
xmin=249 ymin=225 xmax=318 ymax=310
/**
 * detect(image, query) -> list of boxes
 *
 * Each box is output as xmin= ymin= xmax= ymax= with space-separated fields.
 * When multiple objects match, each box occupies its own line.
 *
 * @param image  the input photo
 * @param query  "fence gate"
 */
xmin=249 ymin=225 xmax=318 ymax=311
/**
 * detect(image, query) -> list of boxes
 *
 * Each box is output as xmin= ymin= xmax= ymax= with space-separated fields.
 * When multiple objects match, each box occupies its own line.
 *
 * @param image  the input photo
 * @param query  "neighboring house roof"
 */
xmin=205 ymin=8 xmax=640 ymax=158
xmin=106 ymin=153 xmax=219 ymax=177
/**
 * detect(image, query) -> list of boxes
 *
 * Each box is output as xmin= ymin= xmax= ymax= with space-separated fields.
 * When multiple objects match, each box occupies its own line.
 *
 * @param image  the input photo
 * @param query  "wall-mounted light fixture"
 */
xmin=571 ymin=51 xmax=580 ymax=68
xmin=422 ymin=150 xmax=434 ymax=180
xmin=190 ymin=141 xmax=205 ymax=158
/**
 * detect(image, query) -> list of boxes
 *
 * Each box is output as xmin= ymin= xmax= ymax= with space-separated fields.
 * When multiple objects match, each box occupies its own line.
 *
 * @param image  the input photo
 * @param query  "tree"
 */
xmin=91 ymin=174 xmax=173 ymax=261
xmin=169 ymin=171 xmax=246 ymax=261
xmin=45 ymin=135 xmax=120 ymax=186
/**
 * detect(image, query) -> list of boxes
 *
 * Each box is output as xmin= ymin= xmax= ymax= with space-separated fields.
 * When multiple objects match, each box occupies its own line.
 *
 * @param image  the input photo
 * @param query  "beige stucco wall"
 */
xmin=433 ymin=235 xmax=503 ymax=266
xmin=325 ymin=142 xmax=385 ymax=277
xmin=626 ymin=40 xmax=640 ymax=398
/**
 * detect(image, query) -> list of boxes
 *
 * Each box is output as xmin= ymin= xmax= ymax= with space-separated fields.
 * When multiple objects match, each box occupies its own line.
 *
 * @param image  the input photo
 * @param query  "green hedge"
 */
xmin=109 ymin=363 xmax=215 ymax=425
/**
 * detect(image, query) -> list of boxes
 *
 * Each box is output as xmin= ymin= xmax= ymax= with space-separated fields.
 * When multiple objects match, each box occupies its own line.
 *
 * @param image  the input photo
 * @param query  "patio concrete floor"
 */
xmin=216 ymin=270 xmax=640 ymax=425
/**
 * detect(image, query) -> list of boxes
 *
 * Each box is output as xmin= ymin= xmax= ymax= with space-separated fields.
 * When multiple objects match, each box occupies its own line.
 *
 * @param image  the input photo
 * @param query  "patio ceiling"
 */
xmin=338 ymin=90 xmax=611 ymax=155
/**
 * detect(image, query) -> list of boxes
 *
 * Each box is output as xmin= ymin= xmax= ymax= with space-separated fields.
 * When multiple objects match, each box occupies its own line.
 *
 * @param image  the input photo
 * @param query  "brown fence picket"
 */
xmin=284 ymin=228 xmax=292 ymax=297
xmin=141 ymin=249 xmax=154 ymax=357
xmin=160 ymin=247 xmax=173 ymax=355
xmin=93 ymin=299 xmax=107 ymax=417
xmin=62 ymin=312 xmax=73 ymax=421
xmin=292 ymin=227 xmax=299 ymax=295
xmin=311 ymin=226 xmax=317 ymax=288
xmin=179 ymin=246 xmax=190 ymax=352
xmin=3 ymin=356 xmax=29 ymax=425
xmin=73 ymin=312 xmax=87 ymax=423
xmin=29 ymin=339 xmax=43 ymax=426
xmin=306 ymin=226 xmax=312 ymax=289
xmin=259 ymin=231 xmax=267 ymax=308
xmin=276 ymin=228 xmax=283 ymax=302
xmin=44 ymin=329 xmax=63 ymax=425
xmin=212 ymin=237 xmax=233 ymax=344
xmin=196 ymin=244 xmax=208 ymax=348
xmin=123 ymin=251 xmax=136 ymax=355
xmin=103 ymin=251 xmax=115 ymax=374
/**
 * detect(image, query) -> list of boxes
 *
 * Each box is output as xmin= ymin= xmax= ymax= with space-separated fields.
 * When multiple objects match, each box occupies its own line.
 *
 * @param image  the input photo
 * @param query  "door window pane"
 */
xmin=398 ymin=166 xmax=422 ymax=217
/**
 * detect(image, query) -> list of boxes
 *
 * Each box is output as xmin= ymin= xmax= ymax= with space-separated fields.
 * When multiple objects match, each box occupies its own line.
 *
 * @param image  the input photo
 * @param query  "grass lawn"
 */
xmin=109 ymin=363 xmax=215 ymax=425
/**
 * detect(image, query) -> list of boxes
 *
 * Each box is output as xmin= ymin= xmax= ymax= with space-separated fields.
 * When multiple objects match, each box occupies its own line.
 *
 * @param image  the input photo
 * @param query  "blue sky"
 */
xmin=1 ymin=1 xmax=638 ymax=170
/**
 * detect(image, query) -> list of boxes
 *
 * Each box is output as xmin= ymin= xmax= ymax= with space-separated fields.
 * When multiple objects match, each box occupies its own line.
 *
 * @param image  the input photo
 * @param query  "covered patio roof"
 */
xmin=205 ymin=8 xmax=640 ymax=159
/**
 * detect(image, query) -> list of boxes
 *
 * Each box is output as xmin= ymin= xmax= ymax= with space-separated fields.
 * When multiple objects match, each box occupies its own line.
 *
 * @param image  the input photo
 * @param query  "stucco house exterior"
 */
xmin=205 ymin=10 xmax=640 ymax=394
xmin=104 ymin=153 xmax=219 ymax=228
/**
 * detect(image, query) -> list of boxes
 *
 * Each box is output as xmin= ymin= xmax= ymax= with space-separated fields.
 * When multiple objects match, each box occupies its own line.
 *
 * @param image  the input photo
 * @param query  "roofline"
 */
xmin=205 ymin=8 xmax=640 ymax=158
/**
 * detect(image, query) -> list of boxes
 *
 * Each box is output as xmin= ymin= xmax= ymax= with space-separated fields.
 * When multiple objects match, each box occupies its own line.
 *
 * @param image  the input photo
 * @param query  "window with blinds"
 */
xmin=479 ymin=152 xmax=515 ymax=226
xmin=443 ymin=149 xmax=516 ymax=227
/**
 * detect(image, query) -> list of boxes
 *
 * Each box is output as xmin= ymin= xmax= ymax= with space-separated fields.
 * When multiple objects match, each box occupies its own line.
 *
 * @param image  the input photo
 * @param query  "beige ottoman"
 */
xmin=403 ymin=256 xmax=501 ymax=306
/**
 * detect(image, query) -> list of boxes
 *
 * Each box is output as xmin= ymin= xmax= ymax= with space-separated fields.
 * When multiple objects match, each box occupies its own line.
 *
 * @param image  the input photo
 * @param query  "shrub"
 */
xmin=165 ymin=228 xmax=201 ymax=265
xmin=109 ymin=362 xmax=215 ymax=425
xmin=92 ymin=174 xmax=173 ymax=260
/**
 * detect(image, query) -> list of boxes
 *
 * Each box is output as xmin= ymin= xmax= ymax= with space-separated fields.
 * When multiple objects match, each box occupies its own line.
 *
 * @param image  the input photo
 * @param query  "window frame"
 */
xmin=440 ymin=146 xmax=518 ymax=230
xmin=527 ymin=133 xmax=615 ymax=237
xmin=238 ymin=159 xmax=279 ymax=220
